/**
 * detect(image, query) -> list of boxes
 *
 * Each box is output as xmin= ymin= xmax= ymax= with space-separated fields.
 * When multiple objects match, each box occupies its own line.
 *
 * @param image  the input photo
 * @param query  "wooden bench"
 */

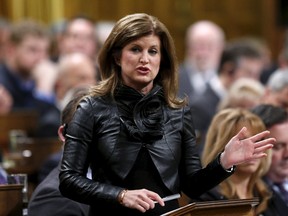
xmin=0 ymin=110 xmax=38 ymax=153
xmin=0 ymin=184 xmax=23 ymax=216
xmin=4 ymin=137 xmax=62 ymax=199
xmin=4 ymin=137 xmax=62 ymax=174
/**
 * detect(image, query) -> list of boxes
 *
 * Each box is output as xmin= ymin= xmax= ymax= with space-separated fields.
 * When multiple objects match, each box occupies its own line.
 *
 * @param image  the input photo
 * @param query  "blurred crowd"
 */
xmin=178 ymin=20 xmax=288 ymax=215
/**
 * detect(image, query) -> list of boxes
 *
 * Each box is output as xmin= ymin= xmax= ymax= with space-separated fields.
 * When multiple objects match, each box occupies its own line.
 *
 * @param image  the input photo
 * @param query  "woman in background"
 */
xmin=197 ymin=108 xmax=272 ymax=215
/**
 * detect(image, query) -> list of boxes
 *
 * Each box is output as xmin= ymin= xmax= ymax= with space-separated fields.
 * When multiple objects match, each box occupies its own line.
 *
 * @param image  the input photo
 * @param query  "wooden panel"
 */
xmin=0 ymin=0 xmax=10 ymax=18
xmin=0 ymin=110 xmax=38 ymax=153
xmin=4 ymin=137 xmax=61 ymax=175
xmin=4 ymin=137 xmax=62 ymax=199
xmin=162 ymin=198 xmax=259 ymax=216
xmin=0 ymin=184 xmax=23 ymax=216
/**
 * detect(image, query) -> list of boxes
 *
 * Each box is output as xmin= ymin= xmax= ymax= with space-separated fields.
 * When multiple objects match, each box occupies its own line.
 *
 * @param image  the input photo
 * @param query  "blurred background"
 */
xmin=0 ymin=0 xmax=287 ymax=62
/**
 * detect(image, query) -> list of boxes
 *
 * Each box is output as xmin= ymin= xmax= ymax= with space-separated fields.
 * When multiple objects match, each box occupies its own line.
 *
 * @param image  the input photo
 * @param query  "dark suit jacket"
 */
xmin=0 ymin=63 xmax=37 ymax=109
xmin=262 ymin=177 xmax=288 ymax=216
xmin=189 ymin=84 xmax=220 ymax=153
xmin=264 ymin=191 xmax=288 ymax=216
xmin=28 ymin=165 xmax=89 ymax=216
xmin=38 ymin=150 xmax=62 ymax=183
xmin=178 ymin=64 xmax=195 ymax=102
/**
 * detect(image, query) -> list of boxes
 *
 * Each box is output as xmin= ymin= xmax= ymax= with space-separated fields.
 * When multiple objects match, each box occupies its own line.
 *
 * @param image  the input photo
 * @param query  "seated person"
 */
xmin=37 ymin=85 xmax=91 ymax=183
xmin=251 ymin=104 xmax=288 ymax=216
xmin=27 ymin=87 xmax=90 ymax=216
xmin=192 ymin=108 xmax=272 ymax=216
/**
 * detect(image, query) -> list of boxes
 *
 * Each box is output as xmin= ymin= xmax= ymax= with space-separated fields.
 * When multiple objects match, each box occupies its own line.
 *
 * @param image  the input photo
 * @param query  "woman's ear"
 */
xmin=115 ymin=57 xmax=121 ymax=66
xmin=113 ymin=51 xmax=121 ymax=66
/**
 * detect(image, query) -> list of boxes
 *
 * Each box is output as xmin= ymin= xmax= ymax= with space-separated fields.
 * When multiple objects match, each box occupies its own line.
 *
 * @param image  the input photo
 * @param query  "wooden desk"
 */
xmin=162 ymin=198 xmax=259 ymax=216
xmin=4 ymin=137 xmax=62 ymax=174
xmin=0 ymin=110 xmax=38 ymax=152
xmin=0 ymin=184 xmax=23 ymax=216
xmin=3 ymin=137 xmax=62 ymax=198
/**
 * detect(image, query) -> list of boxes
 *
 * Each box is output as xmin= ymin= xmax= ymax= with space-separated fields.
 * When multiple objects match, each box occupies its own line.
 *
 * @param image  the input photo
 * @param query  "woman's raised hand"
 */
xmin=220 ymin=127 xmax=275 ymax=169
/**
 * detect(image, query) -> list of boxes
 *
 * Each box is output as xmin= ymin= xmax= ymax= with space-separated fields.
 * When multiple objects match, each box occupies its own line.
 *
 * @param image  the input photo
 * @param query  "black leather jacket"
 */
xmin=59 ymin=85 xmax=232 ymax=214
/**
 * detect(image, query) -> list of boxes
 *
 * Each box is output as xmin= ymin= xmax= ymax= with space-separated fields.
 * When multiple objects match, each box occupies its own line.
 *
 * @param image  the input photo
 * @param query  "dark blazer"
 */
xmin=0 ymin=63 xmax=37 ymax=109
xmin=190 ymin=84 xmax=220 ymax=131
xmin=263 ymin=190 xmax=288 ymax=216
xmin=28 ymin=165 xmax=89 ymax=216
xmin=178 ymin=64 xmax=196 ymax=102
xmin=59 ymin=85 xmax=233 ymax=215
xmin=262 ymin=177 xmax=288 ymax=216
xmin=189 ymin=84 xmax=221 ymax=153
xmin=38 ymin=150 xmax=63 ymax=183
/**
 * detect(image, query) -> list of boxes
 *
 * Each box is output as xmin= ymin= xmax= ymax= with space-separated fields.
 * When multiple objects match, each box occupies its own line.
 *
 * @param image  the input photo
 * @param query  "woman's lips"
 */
xmin=137 ymin=66 xmax=150 ymax=73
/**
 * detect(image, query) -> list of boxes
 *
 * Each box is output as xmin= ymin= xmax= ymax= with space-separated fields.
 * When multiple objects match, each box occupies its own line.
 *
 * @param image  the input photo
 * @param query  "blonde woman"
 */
xmin=199 ymin=108 xmax=272 ymax=215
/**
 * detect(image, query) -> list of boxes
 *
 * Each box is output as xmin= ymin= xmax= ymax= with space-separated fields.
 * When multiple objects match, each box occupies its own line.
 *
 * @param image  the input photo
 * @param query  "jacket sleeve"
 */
xmin=180 ymin=106 xmax=234 ymax=199
xmin=58 ymin=97 xmax=123 ymax=205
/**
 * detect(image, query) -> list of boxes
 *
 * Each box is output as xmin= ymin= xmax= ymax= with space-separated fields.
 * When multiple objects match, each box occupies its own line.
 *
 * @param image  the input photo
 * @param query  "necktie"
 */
xmin=276 ymin=183 xmax=288 ymax=204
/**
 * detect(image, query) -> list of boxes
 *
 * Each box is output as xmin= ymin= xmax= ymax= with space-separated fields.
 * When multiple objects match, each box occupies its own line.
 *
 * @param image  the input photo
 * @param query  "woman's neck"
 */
xmin=230 ymin=173 xmax=253 ymax=199
xmin=122 ymin=81 xmax=154 ymax=95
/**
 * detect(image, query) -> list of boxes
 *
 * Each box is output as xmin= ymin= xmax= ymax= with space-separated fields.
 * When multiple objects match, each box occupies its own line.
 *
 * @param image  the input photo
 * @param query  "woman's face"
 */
xmin=119 ymin=34 xmax=161 ymax=94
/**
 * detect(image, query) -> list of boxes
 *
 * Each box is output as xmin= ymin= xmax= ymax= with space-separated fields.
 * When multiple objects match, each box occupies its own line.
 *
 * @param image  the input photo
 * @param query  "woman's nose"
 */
xmin=140 ymin=53 xmax=149 ymax=64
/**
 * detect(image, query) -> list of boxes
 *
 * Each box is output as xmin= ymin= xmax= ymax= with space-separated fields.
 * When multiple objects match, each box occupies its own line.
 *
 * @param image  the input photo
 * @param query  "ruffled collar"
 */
xmin=115 ymin=84 xmax=165 ymax=143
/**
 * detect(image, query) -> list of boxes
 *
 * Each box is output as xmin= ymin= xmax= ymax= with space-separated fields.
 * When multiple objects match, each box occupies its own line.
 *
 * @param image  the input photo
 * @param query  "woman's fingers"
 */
xmin=253 ymin=142 xmax=274 ymax=155
xmin=124 ymin=189 xmax=164 ymax=212
xmin=234 ymin=126 xmax=248 ymax=140
xmin=254 ymin=137 xmax=275 ymax=149
xmin=223 ymin=127 xmax=275 ymax=167
xmin=250 ymin=130 xmax=270 ymax=142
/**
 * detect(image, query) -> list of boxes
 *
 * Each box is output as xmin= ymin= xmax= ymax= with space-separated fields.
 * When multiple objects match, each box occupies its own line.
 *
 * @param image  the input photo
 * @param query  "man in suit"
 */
xmin=0 ymin=19 xmax=61 ymax=138
xmin=0 ymin=19 xmax=53 ymax=109
xmin=178 ymin=20 xmax=225 ymax=101
xmin=190 ymin=39 xmax=265 ymax=153
xmin=251 ymin=104 xmax=288 ymax=216
xmin=27 ymin=87 xmax=90 ymax=216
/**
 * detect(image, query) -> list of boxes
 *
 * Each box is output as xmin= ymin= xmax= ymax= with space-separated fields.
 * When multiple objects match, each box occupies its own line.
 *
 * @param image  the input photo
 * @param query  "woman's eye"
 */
xmin=131 ymin=47 xmax=141 ymax=52
xmin=149 ymin=49 xmax=158 ymax=55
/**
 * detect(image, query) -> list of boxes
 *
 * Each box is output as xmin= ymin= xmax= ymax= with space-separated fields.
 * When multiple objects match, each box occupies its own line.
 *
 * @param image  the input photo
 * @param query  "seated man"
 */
xmin=27 ymin=87 xmax=90 ymax=216
xmin=251 ymin=104 xmax=288 ymax=216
